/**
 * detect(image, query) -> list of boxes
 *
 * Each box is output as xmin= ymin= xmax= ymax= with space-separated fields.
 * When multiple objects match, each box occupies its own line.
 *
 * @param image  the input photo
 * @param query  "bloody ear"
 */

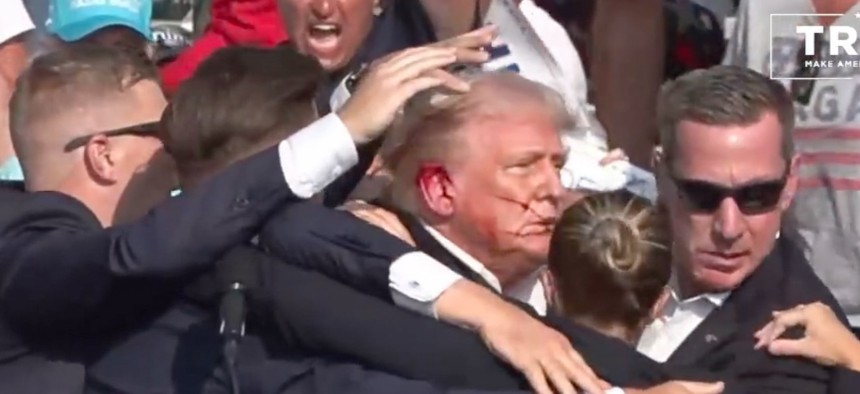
xmin=416 ymin=163 xmax=456 ymax=217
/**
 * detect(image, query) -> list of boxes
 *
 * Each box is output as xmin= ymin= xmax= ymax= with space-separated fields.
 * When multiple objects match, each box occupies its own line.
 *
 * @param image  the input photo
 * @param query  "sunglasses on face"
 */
xmin=64 ymin=121 xmax=162 ymax=152
xmin=791 ymin=33 xmax=824 ymax=105
xmin=671 ymin=166 xmax=789 ymax=215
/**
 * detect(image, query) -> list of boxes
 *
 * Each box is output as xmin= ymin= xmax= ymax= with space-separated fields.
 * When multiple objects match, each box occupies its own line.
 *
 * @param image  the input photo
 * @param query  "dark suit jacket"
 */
xmin=830 ymin=368 xmax=860 ymax=394
xmin=663 ymin=236 xmax=846 ymax=394
xmin=84 ymin=244 xmax=528 ymax=394
xmin=258 ymin=201 xmax=677 ymax=390
xmin=0 ymin=148 xmax=302 ymax=393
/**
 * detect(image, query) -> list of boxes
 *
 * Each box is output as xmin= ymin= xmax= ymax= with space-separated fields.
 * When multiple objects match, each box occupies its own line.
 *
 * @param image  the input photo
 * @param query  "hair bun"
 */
xmin=590 ymin=216 xmax=640 ymax=272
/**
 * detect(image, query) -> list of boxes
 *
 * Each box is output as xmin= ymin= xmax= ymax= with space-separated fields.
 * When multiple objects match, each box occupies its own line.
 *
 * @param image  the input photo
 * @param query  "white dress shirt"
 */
xmin=390 ymin=221 xmax=547 ymax=317
xmin=636 ymin=286 xmax=731 ymax=362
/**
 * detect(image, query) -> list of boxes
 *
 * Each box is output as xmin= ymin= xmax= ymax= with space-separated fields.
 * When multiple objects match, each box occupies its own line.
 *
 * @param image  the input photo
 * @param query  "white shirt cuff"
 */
xmin=0 ymin=0 xmax=34 ymax=45
xmin=389 ymin=251 xmax=463 ymax=318
xmin=277 ymin=113 xmax=358 ymax=198
xmin=603 ymin=388 xmax=625 ymax=394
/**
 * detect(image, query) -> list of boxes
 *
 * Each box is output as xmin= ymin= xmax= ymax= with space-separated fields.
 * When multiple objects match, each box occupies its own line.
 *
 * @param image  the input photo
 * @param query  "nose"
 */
xmin=712 ymin=197 xmax=745 ymax=243
xmin=309 ymin=0 xmax=335 ymax=18
xmin=538 ymin=161 xmax=564 ymax=205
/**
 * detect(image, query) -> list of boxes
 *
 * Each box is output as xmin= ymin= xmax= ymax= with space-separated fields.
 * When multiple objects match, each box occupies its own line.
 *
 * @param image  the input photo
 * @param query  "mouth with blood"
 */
xmin=306 ymin=22 xmax=343 ymax=66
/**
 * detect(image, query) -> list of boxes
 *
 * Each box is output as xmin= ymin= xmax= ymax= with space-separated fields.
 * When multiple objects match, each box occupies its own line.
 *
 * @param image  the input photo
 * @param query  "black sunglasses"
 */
xmin=64 ymin=121 xmax=161 ymax=152
xmin=791 ymin=33 xmax=824 ymax=105
xmin=671 ymin=165 xmax=789 ymax=215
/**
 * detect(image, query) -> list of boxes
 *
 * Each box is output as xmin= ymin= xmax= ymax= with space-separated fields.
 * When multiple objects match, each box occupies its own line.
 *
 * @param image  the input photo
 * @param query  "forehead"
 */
xmin=465 ymin=107 xmax=564 ymax=154
xmin=673 ymin=112 xmax=786 ymax=184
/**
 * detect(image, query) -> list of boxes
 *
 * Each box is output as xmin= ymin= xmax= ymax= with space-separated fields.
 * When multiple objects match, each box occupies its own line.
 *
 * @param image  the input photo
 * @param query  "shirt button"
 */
xmin=409 ymin=280 xmax=420 ymax=288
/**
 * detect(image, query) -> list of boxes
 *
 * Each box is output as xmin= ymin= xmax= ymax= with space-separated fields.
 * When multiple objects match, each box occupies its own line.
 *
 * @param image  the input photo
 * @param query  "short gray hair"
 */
xmin=657 ymin=65 xmax=795 ymax=165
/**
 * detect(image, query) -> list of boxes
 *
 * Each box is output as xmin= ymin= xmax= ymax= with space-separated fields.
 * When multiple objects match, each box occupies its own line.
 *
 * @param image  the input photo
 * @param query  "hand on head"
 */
xmin=754 ymin=301 xmax=860 ymax=371
xmin=336 ymin=25 xmax=497 ymax=144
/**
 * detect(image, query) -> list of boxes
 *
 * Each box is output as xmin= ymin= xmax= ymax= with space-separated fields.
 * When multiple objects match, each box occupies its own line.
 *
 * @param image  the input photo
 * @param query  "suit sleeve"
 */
xmin=0 ymin=114 xmax=358 ymax=335
xmin=260 ymin=202 xmax=462 ymax=314
xmin=829 ymin=367 xmax=860 ymax=394
xmin=250 ymin=251 xmax=527 ymax=391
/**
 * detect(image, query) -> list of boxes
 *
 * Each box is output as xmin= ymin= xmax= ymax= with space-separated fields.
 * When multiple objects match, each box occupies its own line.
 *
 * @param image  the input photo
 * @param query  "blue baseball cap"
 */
xmin=47 ymin=0 xmax=153 ymax=42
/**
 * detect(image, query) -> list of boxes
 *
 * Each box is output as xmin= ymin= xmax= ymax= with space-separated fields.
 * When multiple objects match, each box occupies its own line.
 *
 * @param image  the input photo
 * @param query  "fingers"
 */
xmin=424 ymin=69 xmax=470 ymax=92
xmin=393 ymin=76 xmax=452 ymax=106
xmin=675 ymin=381 xmax=725 ymax=394
xmin=599 ymin=148 xmax=629 ymax=165
xmin=768 ymin=337 xmax=810 ymax=358
xmin=522 ymin=365 xmax=554 ymax=394
xmin=754 ymin=320 xmax=789 ymax=350
xmin=434 ymin=24 xmax=498 ymax=50
xmin=754 ymin=305 xmax=810 ymax=348
xmin=541 ymin=359 xmax=577 ymax=394
xmin=557 ymin=349 xmax=603 ymax=394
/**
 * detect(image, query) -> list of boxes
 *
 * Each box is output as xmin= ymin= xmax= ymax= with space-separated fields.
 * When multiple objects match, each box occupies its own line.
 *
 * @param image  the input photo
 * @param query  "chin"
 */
xmin=695 ymin=268 xmax=749 ymax=293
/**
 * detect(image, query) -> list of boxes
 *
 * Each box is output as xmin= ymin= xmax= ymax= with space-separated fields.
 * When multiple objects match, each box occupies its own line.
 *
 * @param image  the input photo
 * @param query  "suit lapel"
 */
xmin=666 ymin=298 xmax=740 ymax=367
xmin=667 ymin=240 xmax=786 ymax=367
xmin=371 ymin=200 xmax=497 ymax=290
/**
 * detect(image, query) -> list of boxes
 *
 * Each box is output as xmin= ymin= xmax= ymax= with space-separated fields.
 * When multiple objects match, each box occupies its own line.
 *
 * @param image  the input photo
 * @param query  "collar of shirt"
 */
xmin=660 ymin=274 xmax=731 ymax=319
xmin=421 ymin=222 xmax=547 ymax=315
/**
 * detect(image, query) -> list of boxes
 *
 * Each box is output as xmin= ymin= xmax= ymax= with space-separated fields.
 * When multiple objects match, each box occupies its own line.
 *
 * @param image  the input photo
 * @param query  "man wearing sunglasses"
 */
xmin=636 ymin=65 xmax=846 ymax=393
xmin=724 ymin=0 xmax=860 ymax=340
xmin=0 ymin=41 xmax=467 ymax=393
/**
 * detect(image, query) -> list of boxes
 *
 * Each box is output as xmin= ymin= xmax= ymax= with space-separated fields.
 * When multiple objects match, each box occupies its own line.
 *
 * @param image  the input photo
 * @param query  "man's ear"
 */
xmin=780 ymin=154 xmax=800 ymax=211
xmin=416 ymin=163 xmax=456 ymax=217
xmin=83 ymin=134 xmax=118 ymax=185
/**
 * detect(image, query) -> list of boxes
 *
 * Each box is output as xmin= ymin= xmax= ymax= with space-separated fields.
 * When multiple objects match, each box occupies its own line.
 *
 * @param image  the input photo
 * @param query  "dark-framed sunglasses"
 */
xmin=671 ymin=163 xmax=790 ymax=215
xmin=790 ymin=32 xmax=825 ymax=105
xmin=64 ymin=121 xmax=161 ymax=152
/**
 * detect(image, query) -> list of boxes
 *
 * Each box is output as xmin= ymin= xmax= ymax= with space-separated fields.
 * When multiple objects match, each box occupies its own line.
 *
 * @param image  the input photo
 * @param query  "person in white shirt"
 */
xmin=637 ymin=65 xmax=844 ymax=394
xmin=0 ymin=0 xmax=34 ymax=181
xmin=344 ymin=71 xmax=724 ymax=394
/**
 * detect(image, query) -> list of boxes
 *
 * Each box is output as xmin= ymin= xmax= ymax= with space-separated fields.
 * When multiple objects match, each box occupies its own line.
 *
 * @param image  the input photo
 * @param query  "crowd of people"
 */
xmin=2 ymin=0 xmax=860 ymax=394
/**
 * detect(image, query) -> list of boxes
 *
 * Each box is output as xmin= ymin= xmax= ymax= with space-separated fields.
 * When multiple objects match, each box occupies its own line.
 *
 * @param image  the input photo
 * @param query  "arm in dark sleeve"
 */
xmin=322 ymin=136 xmax=382 ymax=207
xmin=259 ymin=201 xmax=416 ymax=300
xmin=250 ymin=253 xmax=527 ymax=391
xmin=830 ymin=367 xmax=860 ymax=394
xmin=0 ymin=114 xmax=360 ymax=335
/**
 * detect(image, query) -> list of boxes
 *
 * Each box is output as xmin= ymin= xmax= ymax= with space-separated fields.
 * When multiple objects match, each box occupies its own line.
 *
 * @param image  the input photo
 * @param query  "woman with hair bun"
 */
xmin=548 ymin=189 xmax=672 ymax=344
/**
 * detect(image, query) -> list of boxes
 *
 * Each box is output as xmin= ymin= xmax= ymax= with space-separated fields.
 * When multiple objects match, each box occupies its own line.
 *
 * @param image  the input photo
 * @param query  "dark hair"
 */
xmin=548 ymin=190 xmax=671 ymax=339
xmin=658 ymin=65 xmax=795 ymax=165
xmin=161 ymin=45 xmax=324 ymax=185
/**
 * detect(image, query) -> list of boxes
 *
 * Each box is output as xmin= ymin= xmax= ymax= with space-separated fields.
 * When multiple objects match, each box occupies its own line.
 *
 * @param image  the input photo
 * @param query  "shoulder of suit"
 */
xmin=0 ymin=189 xmax=101 ymax=236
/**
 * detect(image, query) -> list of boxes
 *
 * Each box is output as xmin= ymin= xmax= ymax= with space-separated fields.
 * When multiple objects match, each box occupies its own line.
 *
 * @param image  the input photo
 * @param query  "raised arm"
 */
xmin=0 ymin=115 xmax=358 ymax=335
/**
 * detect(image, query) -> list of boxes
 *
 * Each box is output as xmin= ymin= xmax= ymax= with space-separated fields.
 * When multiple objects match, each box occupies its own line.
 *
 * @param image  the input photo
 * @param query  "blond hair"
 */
xmin=381 ymin=71 xmax=574 ymax=213
xmin=548 ymin=190 xmax=671 ymax=336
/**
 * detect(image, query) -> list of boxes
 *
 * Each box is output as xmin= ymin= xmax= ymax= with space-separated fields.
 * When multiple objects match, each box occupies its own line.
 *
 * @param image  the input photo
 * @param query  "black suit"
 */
xmin=258 ymin=202 xmax=680 ymax=390
xmin=830 ymin=368 xmax=860 ymax=394
xmin=0 ymin=148 xmax=308 ymax=393
xmin=661 ymin=236 xmax=845 ymax=394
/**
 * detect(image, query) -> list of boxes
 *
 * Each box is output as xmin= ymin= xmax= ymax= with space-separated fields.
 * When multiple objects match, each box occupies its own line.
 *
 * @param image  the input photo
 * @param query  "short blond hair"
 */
xmin=382 ymin=72 xmax=574 ymax=213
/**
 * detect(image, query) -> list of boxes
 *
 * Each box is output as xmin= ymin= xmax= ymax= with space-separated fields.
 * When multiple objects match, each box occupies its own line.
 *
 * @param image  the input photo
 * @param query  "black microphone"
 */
xmin=214 ymin=245 xmax=263 ymax=394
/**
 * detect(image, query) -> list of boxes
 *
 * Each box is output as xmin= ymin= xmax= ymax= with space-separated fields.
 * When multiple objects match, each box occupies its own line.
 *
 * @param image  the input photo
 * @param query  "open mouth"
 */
xmin=306 ymin=22 xmax=342 ymax=55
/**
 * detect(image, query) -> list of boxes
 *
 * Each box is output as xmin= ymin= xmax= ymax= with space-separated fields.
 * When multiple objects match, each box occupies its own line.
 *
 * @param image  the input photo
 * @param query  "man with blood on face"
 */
xmin=384 ymin=71 xmax=567 ymax=298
